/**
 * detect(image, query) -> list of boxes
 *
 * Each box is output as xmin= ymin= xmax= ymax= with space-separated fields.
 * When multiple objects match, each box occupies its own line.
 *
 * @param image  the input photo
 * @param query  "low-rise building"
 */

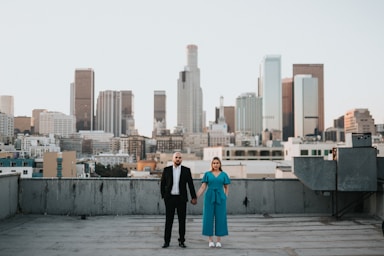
xmin=43 ymin=151 xmax=77 ymax=178
xmin=204 ymin=146 xmax=284 ymax=161
xmin=93 ymin=152 xmax=131 ymax=167
xmin=0 ymin=158 xmax=34 ymax=178
xmin=283 ymin=137 xmax=336 ymax=161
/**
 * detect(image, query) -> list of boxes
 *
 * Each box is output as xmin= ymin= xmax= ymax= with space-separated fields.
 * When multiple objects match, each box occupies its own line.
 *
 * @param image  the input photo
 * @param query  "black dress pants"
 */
xmin=164 ymin=195 xmax=187 ymax=243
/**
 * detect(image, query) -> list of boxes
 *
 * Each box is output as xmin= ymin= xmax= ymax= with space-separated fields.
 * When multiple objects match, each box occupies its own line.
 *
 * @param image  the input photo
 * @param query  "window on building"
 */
xmin=11 ymin=162 xmax=16 ymax=167
xmin=235 ymin=150 xmax=245 ymax=156
xmin=272 ymin=150 xmax=282 ymax=156
xmin=23 ymin=170 xmax=28 ymax=175
xmin=300 ymin=150 xmax=309 ymax=156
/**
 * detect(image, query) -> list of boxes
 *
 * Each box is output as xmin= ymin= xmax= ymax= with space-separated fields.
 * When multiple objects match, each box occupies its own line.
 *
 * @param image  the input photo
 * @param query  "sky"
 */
xmin=1 ymin=0 xmax=383 ymax=137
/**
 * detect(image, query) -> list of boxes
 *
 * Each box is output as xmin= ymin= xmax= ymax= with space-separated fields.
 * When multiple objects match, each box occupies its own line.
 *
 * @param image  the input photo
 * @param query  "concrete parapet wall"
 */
xmin=0 ymin=174 xmax=19 ymax=219
xmin=371 ymin=182 xmax=384 ymax=220
xmin=0 ymin=177 xmax=378 ymax=219
xmin=19 ymin=178 xmax=339 ymax=216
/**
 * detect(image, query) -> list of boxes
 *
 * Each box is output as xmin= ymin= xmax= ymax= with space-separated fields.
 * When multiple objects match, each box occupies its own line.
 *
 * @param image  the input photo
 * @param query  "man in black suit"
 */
xmin=160 ymin=152 xmax=197 ymax=248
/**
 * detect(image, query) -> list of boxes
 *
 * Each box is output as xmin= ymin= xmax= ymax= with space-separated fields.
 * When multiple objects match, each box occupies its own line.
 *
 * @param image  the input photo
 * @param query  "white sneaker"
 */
xmin=215 ymin=242 xmax=222 ymax=248
xmin=209 ymin=242 xmax=215 ymax=248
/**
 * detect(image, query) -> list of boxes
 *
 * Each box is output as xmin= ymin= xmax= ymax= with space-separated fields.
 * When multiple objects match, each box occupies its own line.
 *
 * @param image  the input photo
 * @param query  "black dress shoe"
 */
xmin=162 ymin=243 xmax=169 ymax=248
xmin=179 ymin=242 xmax=186 ymax=248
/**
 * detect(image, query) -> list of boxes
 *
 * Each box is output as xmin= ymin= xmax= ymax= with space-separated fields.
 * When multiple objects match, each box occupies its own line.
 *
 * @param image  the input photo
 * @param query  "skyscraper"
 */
xmin=294 ymin=75 xmax=319 ymax=138
xmin=259 ymin=55 xmax=282 ymax=134
xmin=293 ymin=64 xmax=324 ymax=134
xmin=96 ymin=90 xmax=122 ymax=137
xmin=0 ymin=95 xmax=14 ymax=116
xmin=73 ymin=68 xmax=94 ymax=132
xmin=153 ymin=90 xmax=166 ymax=136
xmin=282 ymin=78 xmax=294 ymax=141
xmin=121 ymin=90 xmax=135 ymax=135
xmin=177 ymin=44 xmax=203 ymax=133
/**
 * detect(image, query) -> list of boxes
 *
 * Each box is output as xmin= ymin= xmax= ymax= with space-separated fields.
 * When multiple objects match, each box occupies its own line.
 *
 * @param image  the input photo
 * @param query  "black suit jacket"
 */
xmin=160 ymin=165 xmax=197 ymax=202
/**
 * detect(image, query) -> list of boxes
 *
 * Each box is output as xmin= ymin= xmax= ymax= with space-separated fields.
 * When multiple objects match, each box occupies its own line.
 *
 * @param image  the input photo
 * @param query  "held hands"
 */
xmin=190 ymin=198 xmax=197 ymax=205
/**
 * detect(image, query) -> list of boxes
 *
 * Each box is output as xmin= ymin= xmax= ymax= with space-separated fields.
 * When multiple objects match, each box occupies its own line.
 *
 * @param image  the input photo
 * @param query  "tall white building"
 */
xmin=259 ymin=55 xmax=282 ymax=133
xmin=0 ymin=95 xmax=14 ymax=116
xmin=0 ymin=112 xmax=14 ymax=142
xmin=235 ymin=92 xmax=262 ymax=136
xmin=96 ymin=90 xmax=122 ymax=137
xmin=177 ymin=44 xmax=203 ymax=133
xmin=70 ymin=82 xmax=75 ymax=116
xmin=39 ymin=111 xmax=76 ymax=137
xmin=294 ymin=75 xmax=319 ymax=138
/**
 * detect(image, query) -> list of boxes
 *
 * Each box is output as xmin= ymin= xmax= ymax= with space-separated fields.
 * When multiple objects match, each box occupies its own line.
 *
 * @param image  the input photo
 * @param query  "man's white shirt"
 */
xmin=171 ymin=165 xmax=181 ymax=195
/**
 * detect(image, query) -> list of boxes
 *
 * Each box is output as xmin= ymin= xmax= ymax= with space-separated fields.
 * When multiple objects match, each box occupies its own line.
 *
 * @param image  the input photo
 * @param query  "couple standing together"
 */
xmin=160 ymin=152 xmax=231 ymax=248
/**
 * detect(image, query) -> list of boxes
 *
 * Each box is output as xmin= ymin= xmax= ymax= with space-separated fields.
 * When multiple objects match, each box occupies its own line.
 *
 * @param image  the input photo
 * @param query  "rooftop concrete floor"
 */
xmin=0 ymin=214 xmax=383 ymax=256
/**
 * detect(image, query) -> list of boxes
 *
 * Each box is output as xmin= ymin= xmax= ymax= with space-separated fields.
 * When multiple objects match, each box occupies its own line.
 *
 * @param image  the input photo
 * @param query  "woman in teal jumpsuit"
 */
xmin=196 ymin=157 xmax=230 ymax=248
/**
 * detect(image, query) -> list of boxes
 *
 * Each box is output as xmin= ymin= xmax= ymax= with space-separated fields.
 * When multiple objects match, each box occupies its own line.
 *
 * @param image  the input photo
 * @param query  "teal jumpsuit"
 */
xmin=201 ymin=171 xmax=231 ymax=236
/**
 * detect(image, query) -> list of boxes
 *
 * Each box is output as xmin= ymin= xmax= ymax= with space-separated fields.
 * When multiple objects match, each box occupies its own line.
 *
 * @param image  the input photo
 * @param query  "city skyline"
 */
xmin=1 ymin=0 xmax=383 ymax=137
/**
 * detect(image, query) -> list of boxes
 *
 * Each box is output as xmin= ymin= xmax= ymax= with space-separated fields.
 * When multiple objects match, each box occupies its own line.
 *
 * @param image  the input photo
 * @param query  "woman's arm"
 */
xmin=196 ymin=183 xmax=207 ymax=198
xmin=224 ymin=184 xmax=229 ymax=197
